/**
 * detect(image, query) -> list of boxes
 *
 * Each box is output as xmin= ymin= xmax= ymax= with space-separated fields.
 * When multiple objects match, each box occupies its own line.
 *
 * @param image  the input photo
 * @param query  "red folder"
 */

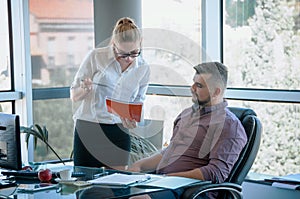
xmin=105 ymin=97 xmax=143 ymax=122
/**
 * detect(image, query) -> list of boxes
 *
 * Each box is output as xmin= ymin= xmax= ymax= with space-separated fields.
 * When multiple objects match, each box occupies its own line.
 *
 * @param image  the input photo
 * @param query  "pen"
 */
xmin=80 ymin=79 xmax=107 ymax=87
xmin=93 ymin=172 xmax=109 ymax=178
xmin=135 ymin=176 xmax=151 ymax=184
xmin=95 ymin=184 xmax=129 ymax=189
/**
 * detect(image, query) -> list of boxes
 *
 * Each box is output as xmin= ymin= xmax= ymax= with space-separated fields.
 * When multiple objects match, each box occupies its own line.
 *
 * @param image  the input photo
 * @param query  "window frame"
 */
xmin=9 ymin=0 xmax=33 ymax=163
xmin=0 ymin=0 xmax=22 ymax=106
xmin=6 ymin=0 xmax=300 ymax=171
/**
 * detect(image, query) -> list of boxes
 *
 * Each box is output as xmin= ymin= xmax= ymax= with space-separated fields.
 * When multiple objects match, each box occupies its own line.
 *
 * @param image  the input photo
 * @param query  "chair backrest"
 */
xmin=226 ymin=107 xmax=262 ymax=185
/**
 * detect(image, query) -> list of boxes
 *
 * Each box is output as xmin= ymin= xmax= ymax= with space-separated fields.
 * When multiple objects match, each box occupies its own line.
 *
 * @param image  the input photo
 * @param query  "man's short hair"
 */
xmin=193 ymin=62 xmax=228 ymax=90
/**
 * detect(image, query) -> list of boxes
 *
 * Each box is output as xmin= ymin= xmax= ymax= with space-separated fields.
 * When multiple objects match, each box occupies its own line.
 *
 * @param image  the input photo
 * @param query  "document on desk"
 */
xmin=266 ymin=173 xmax=300 ymax=190
xmin=135 ymin=175 xmax=202 ymax=190
xmin=265 ymin=173 xmax=300 ymax=184
xmin=87 ymin=173 xmax=151 ymax=186
xmin=271 ymin=182 xmax=300 ymax=190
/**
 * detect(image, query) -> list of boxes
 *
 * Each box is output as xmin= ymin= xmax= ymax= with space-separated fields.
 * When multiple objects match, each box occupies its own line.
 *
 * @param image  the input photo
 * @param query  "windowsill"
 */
xmin=244 ymin=172 xmax=278 ymax=186
xmin=244 ymin=172 xmax=300 ymax=191
xmin=28 ymin=159 xmax=73 ymax=167
xmin=245 ymin=172 xmax=274 ymax=180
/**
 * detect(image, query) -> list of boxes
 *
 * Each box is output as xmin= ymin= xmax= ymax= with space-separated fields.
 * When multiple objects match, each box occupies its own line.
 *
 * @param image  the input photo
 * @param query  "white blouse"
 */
xmin=71 ymin=46 xmax=150 ymax=124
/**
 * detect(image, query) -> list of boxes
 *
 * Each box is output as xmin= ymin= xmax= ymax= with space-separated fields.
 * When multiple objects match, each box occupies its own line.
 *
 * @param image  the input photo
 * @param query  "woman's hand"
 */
xmin=80 ymin=78 xmax=93 ymax=92
xmin=70 ymin=78 xmax=93 ymax=102
xmin=121 ymin=117 xmax=137 ymax=129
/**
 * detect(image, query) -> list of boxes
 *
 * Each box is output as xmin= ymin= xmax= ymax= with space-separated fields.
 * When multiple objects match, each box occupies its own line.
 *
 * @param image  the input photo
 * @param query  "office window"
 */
xmin=142 ymin=0 xmax=202 ymax=86
xmin=224 ymin=0 xmax=300 ymax=176
xmin=227 ymin=100 xmax=300 ymax=176
xmin=0 ymin=0 xmax=11 ymax=91
xmin=224 ymin=0 xmax=300 ymax=90
xmin=144 ymin=95 xmax=192 ymax=145
xmin=29 ymin=0 xmax=94 ymax=88
xmin=142 ymin=0 xmax=202 ymax=143
xmin=0 ymin=102 xmax=12 ymax=114
xmin=0 ymin=0 xmax=16 ymax=116
xmin=29 ymin=0 xmax=94 ymax=161
xmin=32 ymin=99 xmax=73 ymax=161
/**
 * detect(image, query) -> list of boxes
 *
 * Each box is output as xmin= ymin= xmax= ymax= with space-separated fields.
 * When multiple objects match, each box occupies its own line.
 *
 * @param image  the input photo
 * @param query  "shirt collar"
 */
xmin=193 ymin=100 xmax=228 ymax=115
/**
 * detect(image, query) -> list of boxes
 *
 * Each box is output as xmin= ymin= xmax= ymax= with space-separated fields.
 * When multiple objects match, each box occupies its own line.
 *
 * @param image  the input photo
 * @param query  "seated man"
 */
xmin=128 ymin=62 xmax=247 ymax=199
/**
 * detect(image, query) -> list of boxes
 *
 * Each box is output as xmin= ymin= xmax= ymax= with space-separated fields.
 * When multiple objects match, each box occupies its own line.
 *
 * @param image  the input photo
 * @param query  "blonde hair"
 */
xmin=111 ymin=17 xmax=141 ymax=44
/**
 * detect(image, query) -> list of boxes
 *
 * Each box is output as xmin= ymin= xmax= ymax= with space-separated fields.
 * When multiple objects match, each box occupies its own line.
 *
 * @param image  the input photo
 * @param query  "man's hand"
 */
xmin=127 ymin=162 xmax=142 ymax=172
xmin=129 ymin=194 xmax=151 ymax=199
xmin=121 ymin=117 xmax=137 ymax=129
xmin=129 ymin=194 xmax=152 ymax=199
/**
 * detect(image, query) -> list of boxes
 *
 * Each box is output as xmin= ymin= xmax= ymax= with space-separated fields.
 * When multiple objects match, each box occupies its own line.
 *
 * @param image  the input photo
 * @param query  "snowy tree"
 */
xmin=225 ymin=0 xmax=256 ymax=27
xmin=242 ymin=0 xmax=300 ymax=175
xmin=243 ymin=0 xmax=299 ymax=88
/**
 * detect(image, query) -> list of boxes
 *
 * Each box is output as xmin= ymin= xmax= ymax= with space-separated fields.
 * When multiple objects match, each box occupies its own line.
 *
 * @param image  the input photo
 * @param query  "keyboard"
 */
xmin=1 ymin=170 xmax=86 ymax=178
xmin=0 ymin=180 xmax=17 ymax=188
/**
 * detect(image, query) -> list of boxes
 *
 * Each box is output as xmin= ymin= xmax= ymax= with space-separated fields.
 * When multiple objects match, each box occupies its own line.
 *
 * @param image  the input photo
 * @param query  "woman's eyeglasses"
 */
xmin=113 ymin=45 xmax=141 ymax=59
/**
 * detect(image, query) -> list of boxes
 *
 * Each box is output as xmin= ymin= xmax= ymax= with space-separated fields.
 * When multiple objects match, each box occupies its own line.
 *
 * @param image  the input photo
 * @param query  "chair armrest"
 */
xmin=182 ymin=182 xmax=243 ymax=199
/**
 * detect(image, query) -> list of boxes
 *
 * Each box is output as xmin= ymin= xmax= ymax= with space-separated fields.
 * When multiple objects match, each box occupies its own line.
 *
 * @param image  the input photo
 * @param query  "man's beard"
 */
xmin=192 ymin=93 xmax=211 ymax=107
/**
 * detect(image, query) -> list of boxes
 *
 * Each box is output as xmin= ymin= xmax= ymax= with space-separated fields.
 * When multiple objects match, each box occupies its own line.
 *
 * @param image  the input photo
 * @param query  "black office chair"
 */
xmin=182 ymin=107 xmax=262 ymax=199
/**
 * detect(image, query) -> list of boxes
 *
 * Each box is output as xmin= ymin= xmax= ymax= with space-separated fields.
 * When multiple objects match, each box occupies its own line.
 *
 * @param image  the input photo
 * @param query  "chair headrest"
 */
xmin=227 ymin=107 xmax=256 ymax=121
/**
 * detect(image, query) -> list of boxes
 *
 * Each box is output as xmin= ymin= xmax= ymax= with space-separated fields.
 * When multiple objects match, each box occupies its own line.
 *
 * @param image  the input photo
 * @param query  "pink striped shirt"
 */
xmin=156 ymin=101 xmax=247 ymax=183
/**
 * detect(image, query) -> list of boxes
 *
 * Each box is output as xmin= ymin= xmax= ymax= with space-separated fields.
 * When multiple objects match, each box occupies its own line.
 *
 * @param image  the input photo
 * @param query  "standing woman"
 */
xmin=70 ymin=17 xmax=150 ymax=170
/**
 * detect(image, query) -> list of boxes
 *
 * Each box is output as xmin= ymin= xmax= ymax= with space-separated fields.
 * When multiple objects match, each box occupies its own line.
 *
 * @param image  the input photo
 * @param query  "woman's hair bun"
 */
xmin=117 ymin=17 xmax=134 ymax=25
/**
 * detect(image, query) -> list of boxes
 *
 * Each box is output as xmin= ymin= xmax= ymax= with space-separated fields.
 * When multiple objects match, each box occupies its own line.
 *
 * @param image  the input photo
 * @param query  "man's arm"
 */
xmin=167 ymin=168 xmax=205 ymax=180
xmin=189 ymin=120 xmax=247 ymax=183
xmin=128 ymin=152 xmax=162 ymax=173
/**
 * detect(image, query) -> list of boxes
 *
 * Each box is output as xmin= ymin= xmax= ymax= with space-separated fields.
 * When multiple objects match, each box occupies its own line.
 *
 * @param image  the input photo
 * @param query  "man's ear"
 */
xmin=213 ymin=87 xmax=221 ymax=98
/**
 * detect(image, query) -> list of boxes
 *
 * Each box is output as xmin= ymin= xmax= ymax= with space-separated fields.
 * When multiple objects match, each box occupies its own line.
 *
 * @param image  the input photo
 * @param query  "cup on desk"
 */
xmin=59 ymin=169 xmax=72 ymax=180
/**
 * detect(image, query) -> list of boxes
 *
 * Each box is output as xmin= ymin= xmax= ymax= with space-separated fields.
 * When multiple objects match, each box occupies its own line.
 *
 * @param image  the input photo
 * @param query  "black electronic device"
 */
xmin=0 ymin=113 xmax=22 ymax=170
xmin=0 ymin=179 xmax=17 ymax=189
xmin=1 ymin=170 xmax=86 ymax=178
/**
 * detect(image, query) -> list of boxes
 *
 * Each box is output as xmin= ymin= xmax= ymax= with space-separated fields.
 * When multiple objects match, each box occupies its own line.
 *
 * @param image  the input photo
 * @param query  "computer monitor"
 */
xmin=0 ymin=113 xmax=22 ymax=170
